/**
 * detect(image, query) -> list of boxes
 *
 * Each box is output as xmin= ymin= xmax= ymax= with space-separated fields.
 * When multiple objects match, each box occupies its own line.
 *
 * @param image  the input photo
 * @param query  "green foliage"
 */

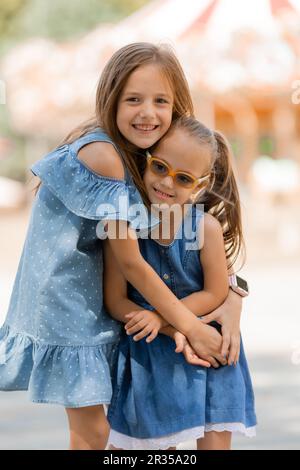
xmin=0 ymin=104 xmax=26 ymax=181
xmin=0 ymin=0 xmax=27 ymax=35
xmin=0 ymin=142 xmax=27 ymax=182
xmin=0 ymin=0 xmax=149 ymax=44
xmin=259 ymin=135 xmax=275 ymax=157
xmin=0 ymin=0 xmax=150 ymax=180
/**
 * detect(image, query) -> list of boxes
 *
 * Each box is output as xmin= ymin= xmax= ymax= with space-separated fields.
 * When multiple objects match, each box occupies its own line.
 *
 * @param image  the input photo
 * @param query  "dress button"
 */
xmin=163 ymin=273 xmax=169 ymax=280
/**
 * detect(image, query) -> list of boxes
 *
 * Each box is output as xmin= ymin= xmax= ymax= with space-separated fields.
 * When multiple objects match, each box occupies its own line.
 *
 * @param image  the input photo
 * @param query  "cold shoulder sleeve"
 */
xmin=31 ymin=143 xmax=159 ymax=231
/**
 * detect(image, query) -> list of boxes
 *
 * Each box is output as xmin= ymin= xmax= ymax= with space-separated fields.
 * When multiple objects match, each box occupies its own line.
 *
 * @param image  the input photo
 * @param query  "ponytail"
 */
xmin=167 ymin=117 xmax=245 ymax=271
xmin=201 ymin=131 xmax=245 ymax=270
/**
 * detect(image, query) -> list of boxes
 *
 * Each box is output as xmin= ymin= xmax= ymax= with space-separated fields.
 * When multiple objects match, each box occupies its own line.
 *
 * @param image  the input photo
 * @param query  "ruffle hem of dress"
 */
xmin=0 ymin=323 xmax=119 ymax=408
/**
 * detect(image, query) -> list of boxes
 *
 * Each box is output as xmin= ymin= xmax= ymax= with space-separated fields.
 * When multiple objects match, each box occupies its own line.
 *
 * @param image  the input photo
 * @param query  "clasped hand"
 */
xmin=124 ymin=309 xmax=212 ymax=367
xmin=125 ymin=309 xmax=167 ymax=343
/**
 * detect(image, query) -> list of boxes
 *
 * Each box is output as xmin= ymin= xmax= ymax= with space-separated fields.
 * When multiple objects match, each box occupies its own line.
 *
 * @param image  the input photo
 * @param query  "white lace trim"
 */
xmin=205 ymin=423 xmax=256 ymax=437
xmin=108 ymin=423 xmax=256 ymax=450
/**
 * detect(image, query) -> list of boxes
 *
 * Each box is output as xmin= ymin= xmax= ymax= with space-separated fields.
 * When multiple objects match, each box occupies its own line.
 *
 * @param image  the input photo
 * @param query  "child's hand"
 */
xmin=200 ymin=290 xmax=241 ymax=366
xmin=125 ymin=310 xmax=166 ymax=343
xmin=173 ymin=331 xmax=211 ymax=368
xmin=187 ymin=322 xmax=226 ymax=368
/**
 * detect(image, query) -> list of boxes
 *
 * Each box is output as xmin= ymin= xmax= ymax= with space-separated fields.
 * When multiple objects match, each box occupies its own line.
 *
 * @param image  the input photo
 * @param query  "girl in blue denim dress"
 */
xmin=0 ymin=43 xmax=238 ymax=450
xmin=105 ymin=117 xmax=257 ymax=450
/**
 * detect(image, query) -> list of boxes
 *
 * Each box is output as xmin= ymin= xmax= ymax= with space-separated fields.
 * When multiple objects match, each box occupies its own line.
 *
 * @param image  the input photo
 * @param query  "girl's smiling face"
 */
xmin=116 ymin=63 xmax=174 ymax=148
xmin=143 ymin=128 xmax=212 ymax=208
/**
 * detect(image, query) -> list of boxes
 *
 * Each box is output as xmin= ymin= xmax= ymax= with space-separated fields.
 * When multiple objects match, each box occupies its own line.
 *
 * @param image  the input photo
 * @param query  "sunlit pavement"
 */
xmin=1 ymin=352 xmax=300 ymax=450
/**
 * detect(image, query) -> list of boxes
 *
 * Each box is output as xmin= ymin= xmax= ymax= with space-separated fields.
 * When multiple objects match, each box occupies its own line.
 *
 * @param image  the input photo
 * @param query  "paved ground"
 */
xmin=0 ymin=201 xmax=300 ymax=450
xmin=1 ymin=352 xmax=300 ymax=450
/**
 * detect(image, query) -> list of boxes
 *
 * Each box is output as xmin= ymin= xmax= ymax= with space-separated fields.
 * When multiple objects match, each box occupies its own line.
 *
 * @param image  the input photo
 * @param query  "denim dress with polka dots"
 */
xmin=0 ymin=128 xmax=157 ymax=408
xmin=108 ymin=206 xmax=257 ymax=449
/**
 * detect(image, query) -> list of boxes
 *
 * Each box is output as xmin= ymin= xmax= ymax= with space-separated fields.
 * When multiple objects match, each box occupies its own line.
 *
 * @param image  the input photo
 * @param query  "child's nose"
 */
xmin=139 ymin=102 xmax=155 ymax=118
xmin=161 ymin=175 xmax=174 ymax=188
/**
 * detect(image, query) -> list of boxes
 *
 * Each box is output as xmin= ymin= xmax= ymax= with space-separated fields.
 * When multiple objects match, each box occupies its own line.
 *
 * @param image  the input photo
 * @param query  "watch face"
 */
xmin=236 ymin=275 xmax=248 ymax=292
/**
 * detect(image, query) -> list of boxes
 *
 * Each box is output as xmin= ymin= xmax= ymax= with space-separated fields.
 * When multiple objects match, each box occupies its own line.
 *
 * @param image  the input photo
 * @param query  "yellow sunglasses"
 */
xmin=146 ymin=151 xmax=210 ymax=189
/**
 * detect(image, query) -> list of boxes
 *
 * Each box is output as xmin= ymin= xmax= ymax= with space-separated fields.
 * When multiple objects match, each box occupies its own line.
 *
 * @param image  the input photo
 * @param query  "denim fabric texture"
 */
xmin=108 ymin=207 xmax=257 ymax=438
xmin=0 ymin=129 xmax=157 ymax=407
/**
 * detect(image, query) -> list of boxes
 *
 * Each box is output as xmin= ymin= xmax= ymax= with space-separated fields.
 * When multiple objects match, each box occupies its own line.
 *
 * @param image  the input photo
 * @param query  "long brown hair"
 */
xmin=35 ymin=42 xmax=195 ymax=199
xmin=164 ymin=117 xmax=245 ymax=271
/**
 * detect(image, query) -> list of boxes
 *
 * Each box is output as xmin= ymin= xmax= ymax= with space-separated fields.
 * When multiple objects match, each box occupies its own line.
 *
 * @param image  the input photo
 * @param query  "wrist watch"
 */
xmin=228 ymin=274 xmax=249 ymax=297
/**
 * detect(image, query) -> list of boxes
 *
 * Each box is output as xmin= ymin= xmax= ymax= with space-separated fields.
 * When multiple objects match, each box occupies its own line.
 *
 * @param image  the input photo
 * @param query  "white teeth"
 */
xmin=133 ymin=124 xmax=157 ymax=131
xmin=154 ymin=188 xmax=173 ymax=198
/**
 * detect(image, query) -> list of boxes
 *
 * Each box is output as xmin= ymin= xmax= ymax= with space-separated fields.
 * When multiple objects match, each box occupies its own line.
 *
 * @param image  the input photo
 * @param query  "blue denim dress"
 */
xmin=108 ymin=206 xmax=257 ymax=449
xmin=0 ymin=128 xmax=157 ymax=408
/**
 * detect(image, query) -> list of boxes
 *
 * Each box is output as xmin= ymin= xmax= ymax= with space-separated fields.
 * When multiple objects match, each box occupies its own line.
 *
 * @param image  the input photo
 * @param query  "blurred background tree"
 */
xmin=0 ymin=0 xmax=149 ymax=181
xmin=0 ymin=0 xmax=149 ymax=53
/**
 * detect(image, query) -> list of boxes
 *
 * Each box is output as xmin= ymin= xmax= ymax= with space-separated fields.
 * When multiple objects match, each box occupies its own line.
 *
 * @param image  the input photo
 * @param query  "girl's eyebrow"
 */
xmin=152 ymin=153 xmax=170 ymax=164
xmin=153 ymin=154 xmax=186 ymax=170
xmin=153 ymin=153 xmax=201 ymax=176
xmin=123 ymin=91 xmax=172 ymax=99
xmin=157 ymin=93 xmax=172 ymax=99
